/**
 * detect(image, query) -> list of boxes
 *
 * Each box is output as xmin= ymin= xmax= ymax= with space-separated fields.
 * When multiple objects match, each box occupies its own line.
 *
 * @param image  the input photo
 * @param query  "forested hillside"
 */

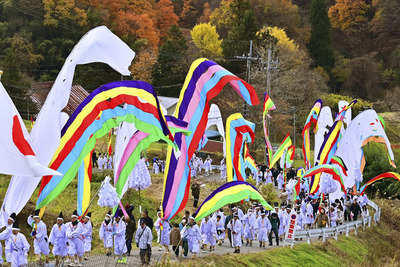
xmin=1 ymin=0 xmax=399 ymax=147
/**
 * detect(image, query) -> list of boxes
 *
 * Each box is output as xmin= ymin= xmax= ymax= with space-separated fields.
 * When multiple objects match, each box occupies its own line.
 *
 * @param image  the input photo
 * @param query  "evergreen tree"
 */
xmin=152 ymin=25 xmax=189 ymax=97
xmin=221 ymin=0 xmax=259 ymax=75
xmin=307 ymin=0 xmax=335 ymax=71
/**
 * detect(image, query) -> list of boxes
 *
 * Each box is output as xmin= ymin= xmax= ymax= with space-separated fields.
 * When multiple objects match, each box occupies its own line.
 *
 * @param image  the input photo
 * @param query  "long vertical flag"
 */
xmin=269 ymin=133 xmax=292 ymax=168
xmin=0 ymin=81 xmax=61 ymax=178
xmin=2 ymin=25 xmax=135 ymax=218
xmin=161 ymin=59 xmax=259 ymax=221
xmin=310 ymin=100 xmax=357 ymax=194
xmin=302 ymin=99 xmax=322 ymax=170
xmin=263 ymin=93 xmax=276 ymax=165
xmin=77 ymin=150 xmax=93 ymax=216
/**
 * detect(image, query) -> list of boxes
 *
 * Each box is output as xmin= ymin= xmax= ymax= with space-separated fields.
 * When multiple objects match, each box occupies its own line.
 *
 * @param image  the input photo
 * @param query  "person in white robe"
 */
xmin=6 ymin=221 xmax=29 ymax=267
xmin=265 ymin=169 xmax=273 ymax=185
xmin=186 ymin=217 xmax=201 ymax=258
xmin=220 ymin=158 xmax=226 ymax=181
xmin=243 ymin=209 xmax=258 ymax=247
xmin=154 ymin=211 xmax=163 ymax=251
xmin=200 ymin=216 xmax=216 ymax=252
xmin=227 ymin=213 xmax=242 ymax=253
xmin=0 ymin=213 xmax=15 ymax=265
xmin=295 ymin=208 xmax=305 ymax=230
xmin=255 ymin=170 xmax=262 ymax=186
xmin=257 ymin=211 xmax=271 ymax=247
xmin=329 ymin=206 xmax=338 ymax=227
xmin=99 ymin=211 xmax=113 ymax=256
xmin=66 ymin=210 xmax=84 ymax=266
xmin=27 ymin=209 xmax=50 ymax=264
xmin=277 ymin=172 xmax=284 ymax=190
xmin=190 ymin=160 xmax=197 ymax=178
xmin=153 ymin=161 xmax=159 ymax=174
xmin=49 ymin=212 xmax=68 ymax=265
xmin=277 ymin=205 xmax=286 ymax=238
xmin=113 ymin=211 xmax=127 ymax=262
xmin=304 ymin=200 xmax=315 ymax=229
xmin=108 ymin=155 xmax=113 ymax=169
xmin=82 ymin=212 xmax=92 ymax=260
xmin=197 ymin=158 xmax=203 ymax=175
xmin=98 ymin=155 xmax=103 ymax=170
xmin=215 ymin=215 xmax=225 ymax=246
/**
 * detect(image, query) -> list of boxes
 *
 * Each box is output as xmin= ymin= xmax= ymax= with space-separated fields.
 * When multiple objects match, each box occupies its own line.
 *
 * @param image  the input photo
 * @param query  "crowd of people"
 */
xmin=91 ymin=152 xmax=114 ymax=170
xmin=190 ymin=155 xmax=214 ymax=177
xmin=0 ymin=210 xmax=93 ymax=267
xmin=240 ymin=164 xmax=370 ymax=231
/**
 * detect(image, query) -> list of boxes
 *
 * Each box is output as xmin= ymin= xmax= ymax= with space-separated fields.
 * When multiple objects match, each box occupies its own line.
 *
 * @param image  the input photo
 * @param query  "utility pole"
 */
xmin=235 ymin=40 xmax=259 ymax=118
xmin=292 ymin=106 xmax=296 ymax=148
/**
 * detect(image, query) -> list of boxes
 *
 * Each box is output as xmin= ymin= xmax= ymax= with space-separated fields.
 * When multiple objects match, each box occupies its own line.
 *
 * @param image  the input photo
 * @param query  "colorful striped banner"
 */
xmin=161 ymin=59 xmax=259 ymax=220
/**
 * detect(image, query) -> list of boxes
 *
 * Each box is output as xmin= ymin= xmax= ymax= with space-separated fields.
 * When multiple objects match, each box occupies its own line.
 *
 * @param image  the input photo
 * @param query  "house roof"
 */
xmin=30 ymin=81 xmax=89 ymax=116
xmin=158 ymin=96 xmax=178 ymax=110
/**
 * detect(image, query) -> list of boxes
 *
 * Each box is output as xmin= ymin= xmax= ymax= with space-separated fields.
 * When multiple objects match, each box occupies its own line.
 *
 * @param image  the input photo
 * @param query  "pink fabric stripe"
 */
xmin=164 ymin=137 xmax=188 ymax=216
xmin=115 ymin=131 xmax=150 ymax=185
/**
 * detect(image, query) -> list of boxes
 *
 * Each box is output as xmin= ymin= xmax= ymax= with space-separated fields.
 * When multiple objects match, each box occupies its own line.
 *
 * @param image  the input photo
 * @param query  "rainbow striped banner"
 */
xmin=310 ymin=100 xmax=357 ymax=194
xmin=263 ymin=93 xmax=276 ymax=165
xmin=302 ymin=99 xmax=322 ymax=170
xmin=302 ymin=164 xmax=346 ymax=192
xmin=193 ymin=181 xmax=272 ymax=222
xmin=359 ymin=172 xmax=400 ymax=194
xmin=161 ymin=59 xmax=259 ymax=220
xmin=269 ymin=133 xmax=292 ymax=168
xmin=37 ymin=81 xmax=181 ymax=210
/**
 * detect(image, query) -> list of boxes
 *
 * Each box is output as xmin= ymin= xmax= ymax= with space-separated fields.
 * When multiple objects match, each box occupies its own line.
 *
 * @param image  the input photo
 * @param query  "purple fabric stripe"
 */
xmin=165 ymin=115 xmax=188 ymax=129
xmin=61 ymin=81 xmax=169 ymax=137
xmin=176 ymin=60 xmax=217 ymax=120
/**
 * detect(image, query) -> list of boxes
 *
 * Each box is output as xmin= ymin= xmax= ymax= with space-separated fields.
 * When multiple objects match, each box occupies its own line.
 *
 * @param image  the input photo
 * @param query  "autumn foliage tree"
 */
xmin=156 ymin=0 xmax=179 ymax=41
xmin=191 ymin=23 xmax=223 ymax=58
xmin=329 ymin=0 xmax=371 ymax=32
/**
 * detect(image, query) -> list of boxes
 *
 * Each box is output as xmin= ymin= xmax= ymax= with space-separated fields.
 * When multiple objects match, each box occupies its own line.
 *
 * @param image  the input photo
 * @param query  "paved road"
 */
xmin=44 ymin=236 xmax=284 ymax=266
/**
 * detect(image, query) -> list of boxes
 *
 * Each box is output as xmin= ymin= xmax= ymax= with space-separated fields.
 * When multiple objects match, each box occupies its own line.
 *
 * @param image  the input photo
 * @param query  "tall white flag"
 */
xmin=1 ymin=26 xmax=135 ymax=221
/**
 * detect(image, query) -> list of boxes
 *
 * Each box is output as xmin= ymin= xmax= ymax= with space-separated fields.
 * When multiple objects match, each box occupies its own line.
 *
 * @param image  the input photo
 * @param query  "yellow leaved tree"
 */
xmin=190 ymin=23 xmax=223 ymax=59
xmin=258 ymin=26 xmax=299 ymax=52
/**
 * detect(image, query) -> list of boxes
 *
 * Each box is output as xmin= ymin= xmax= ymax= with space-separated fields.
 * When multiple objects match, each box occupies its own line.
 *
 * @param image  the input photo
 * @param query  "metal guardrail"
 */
xmin=291 ymin=200 xmax=380 ymax=248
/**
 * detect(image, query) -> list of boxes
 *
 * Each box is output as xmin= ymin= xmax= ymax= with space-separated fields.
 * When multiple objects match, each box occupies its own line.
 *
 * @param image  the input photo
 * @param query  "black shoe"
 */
xmin=245 ymin=242 xmax=249 ymax=246
xmin=269 ymin=244 xmax=273 ymax=246
xmin=249 ymin=243 xmax=252 ymax=247
xmin=233 ymin=250 xmax=238 ymax=253
xmin=259 ymin=242 xmax=262 ymax=247
xmin=263 ymin=245 xmax=265 ymax=248
xmin=237 ymin=249 xmax=240 ymax=254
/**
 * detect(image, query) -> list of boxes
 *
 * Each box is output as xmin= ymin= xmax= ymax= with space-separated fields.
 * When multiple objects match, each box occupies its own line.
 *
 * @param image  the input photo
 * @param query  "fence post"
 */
xmin=346 ymin=225 xmax=349 ymax=237
xmin=334 ymin=227 xmax=338 ymax=241
xmin=354 ymin=223 xmax=358 ymax=235
xmin=368 ymin=216 xmax=371 ymax=227
xmin=363 ymin=219 xmax=366 ymax=231
xmin=307 ymin=231 xmax=311 ymax=245
xmin=322 ymin=229 xmax=326 ymax=242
